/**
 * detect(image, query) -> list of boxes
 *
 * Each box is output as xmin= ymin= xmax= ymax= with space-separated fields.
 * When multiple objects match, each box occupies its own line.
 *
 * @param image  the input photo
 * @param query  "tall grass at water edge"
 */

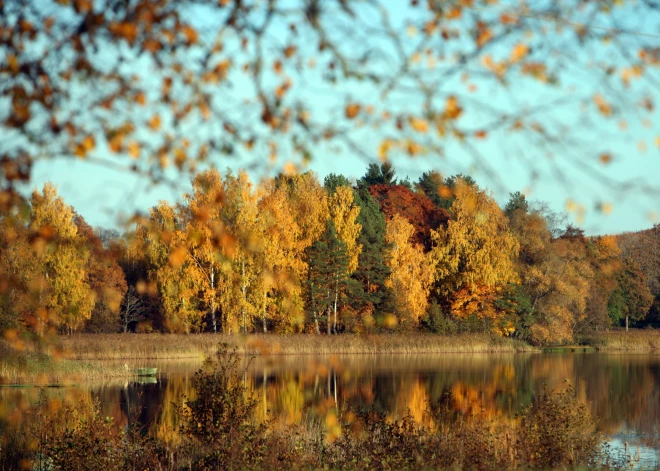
xmin=49 ymin=332 xmax=535 ymax=360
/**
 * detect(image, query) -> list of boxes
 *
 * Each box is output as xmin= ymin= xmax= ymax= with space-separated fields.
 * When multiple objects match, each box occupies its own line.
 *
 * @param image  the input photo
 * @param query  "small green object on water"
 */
xmin=136 ymin=367 xmax=157 ymax=376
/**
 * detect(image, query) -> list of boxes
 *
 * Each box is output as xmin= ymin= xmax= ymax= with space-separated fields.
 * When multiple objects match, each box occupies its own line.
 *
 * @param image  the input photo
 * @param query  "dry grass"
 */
xmin=0 ymin=341 xmax=132 ymax=385
xmin=50 ymin=332 xmax=535 ymax=360
xmin=585 ymin=330 xmax=660 ymax=351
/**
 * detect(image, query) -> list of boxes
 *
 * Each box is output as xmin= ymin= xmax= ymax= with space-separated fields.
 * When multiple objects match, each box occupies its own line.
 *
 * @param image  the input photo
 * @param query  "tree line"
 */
xmin=1 ymin=163 xmax=658 ymax=345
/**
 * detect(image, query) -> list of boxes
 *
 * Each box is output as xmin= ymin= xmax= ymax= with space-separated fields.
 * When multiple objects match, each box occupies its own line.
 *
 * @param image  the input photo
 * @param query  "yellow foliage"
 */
xmin=385 ymin=215 xmax=434 ymax=327
xmin=432 ymin=182 xmax=519 ymax=320
xmin=329 ymin=186 xmax=362 ymax=273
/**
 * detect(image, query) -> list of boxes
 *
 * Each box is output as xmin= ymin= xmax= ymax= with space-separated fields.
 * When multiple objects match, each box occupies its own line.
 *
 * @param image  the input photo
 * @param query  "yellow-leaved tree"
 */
xmin=432 ymin=182 xmax=519 ymax=321
xmin=220 ymin=170 xmax=265 ymax=333
xmin=385 ymin=214 xmax=435 ymax=328
xmin=29 ymin=183 xmax=95 ymax=334
xmin=329 ymin=186 xmax=362 ymax=274
xmin=181 ymin=168 xmax=230 ymax=333
xmin=258 ymin=179 xmax=306 ymax=332
xmin=139 ymin=201 xmax=201 ymax=333
xmin=277 ymin=172 xmax=329 ymax=331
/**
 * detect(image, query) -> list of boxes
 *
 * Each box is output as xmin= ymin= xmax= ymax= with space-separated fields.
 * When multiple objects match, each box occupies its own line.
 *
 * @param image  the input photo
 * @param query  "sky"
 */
xmin=16 ymin=0 xmax=660 ymax=236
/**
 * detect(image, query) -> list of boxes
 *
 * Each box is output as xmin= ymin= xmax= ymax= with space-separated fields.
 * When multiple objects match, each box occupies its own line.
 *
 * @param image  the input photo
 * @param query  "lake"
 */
xmin=2 ymin=352 xmax=659 ymax=467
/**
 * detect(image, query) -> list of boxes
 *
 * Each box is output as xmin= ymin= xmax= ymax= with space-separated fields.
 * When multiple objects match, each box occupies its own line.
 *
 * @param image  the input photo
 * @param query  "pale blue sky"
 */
xmin=19 ymin=1 xmax=660 ymax=235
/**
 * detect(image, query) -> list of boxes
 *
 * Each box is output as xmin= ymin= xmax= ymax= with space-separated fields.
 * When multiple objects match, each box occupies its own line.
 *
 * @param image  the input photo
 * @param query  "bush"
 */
xmin=178 ymin=343 xmax=271 ymax=469
xmin=517 ymin=383 xmax=601 ymax=469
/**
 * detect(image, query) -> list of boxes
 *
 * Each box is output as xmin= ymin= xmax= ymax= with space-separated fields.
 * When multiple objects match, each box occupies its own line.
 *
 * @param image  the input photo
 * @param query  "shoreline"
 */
xmin=2 ymin=331 xmax=660 ymax=384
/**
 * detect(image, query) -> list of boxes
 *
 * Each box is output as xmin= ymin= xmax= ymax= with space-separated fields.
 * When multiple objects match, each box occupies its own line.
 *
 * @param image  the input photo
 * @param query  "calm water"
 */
xmin=2 ymin=353 xmax=660 ymax=465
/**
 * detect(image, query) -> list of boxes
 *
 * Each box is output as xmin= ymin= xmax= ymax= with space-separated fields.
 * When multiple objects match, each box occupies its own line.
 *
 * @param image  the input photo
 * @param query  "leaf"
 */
xmin=345 ymin=103 xmax=361 ymax=119
xmin=148 ymin=114 xmax=161 ymax=130
xmin=474 ymin=130 xmax=487 ymax=139
xmin=599 ymin=153 xmax=612 ymax=165
xmin=447 ymin=6 xmax=462 ymax=19
xmin=283 ymin=45 xmax=297 ymax=58
xmin=182 ymin=25 xmax=198 ymax=45
xmin=378 ymin=139 xmax=396 ymax=161
xmin=409 ymin=116 xmax=429 ymax=133
xmin=444 ymin=96 xmax=462 ymax=120
xmin=510 ymin=43 xmax=529 ymax=63
xmin=128 ymin=141 xmax=140 ymax=159
xmin=593 ymin=94 xmax=612 ymax=116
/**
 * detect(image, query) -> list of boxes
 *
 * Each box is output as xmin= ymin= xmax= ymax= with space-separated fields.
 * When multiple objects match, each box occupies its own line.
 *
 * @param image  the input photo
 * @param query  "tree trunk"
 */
xmin=626 ymin=315 xmax=629 ymax=332
xmin=241 ymin=260 xmax=247 ymax=333
xmin=210 ymin=267 xmax=217 ymax=333
xmin=313 ymin=312 xmax=321 ymax=334
xmin=333 ymin=272 xmax=339 ymax=334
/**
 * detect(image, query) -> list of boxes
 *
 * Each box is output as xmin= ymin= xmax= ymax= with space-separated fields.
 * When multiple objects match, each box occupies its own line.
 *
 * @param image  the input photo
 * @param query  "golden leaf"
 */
xmin=345 ymin=103 xmax=361 ymax=119
xmin=283 ymin=45 xmax=297 ymax=58
xmin=447 ymin=7 xmax=462 ymax=19
xmin=474 ymin=130 xmax=487 ymax=139
xmin=500 ymin=13 xmax=518 ymax=25
xmin=7 ymin=54 xmax=19 ymax=74
xmin=378 ymin=139 xmax=396 ymax=161
xmin=109 ymin=135 xmax=123 ymax=153
xmin=599 ymin=153 xmax=612 ymax=165
xmin=409 ymin=116 xmax=429 ymax=133
xmin=593 ymin=94 xmax=612 ymax=116
xmin=476 ymin=25 xmax=493 ymax=47
xmin=159 ymin=153 xmax=169 ymax=169
xmin=135 ymin=92 xmax=146 ymax=106
xmin=444 ymin=96 xmax=462 ymax=120
xmin=148 ymin=114 xmax=161 ymax=130
xmin=182 ymin=25 xmax=198 ymax=45
xmin=128 ymin=141 xmax=140 ymax=159
xmin=510 ymin=43 xmax=529 ymax=63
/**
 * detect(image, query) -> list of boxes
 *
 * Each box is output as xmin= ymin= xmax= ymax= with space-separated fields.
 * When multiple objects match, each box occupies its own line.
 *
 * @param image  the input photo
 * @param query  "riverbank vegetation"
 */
xmin=1 ymin=164 xmax=659 ymax=349
xmin=0 ymin=345 xmax=612 ymax=471
xmin=0 ymin=340 xmax=132 ymax=384
xmin=48 ymin=332 xmax=535 ymax=360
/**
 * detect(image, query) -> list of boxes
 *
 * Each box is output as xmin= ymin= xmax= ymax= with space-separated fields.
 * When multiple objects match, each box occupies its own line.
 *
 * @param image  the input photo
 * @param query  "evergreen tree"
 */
xmin=324 ymin=173 xmax=353 ymax=195
xmin=415 ymin=171 xmax=444 ymax=208
xmin=504 ymin=191 xmax=529 ymax=219
xmin=359 ymin=162 xmax=397 ymax=187
xmin=351 ymin=188 xmax=392 ymax=311
xmin=305 ymin=221 xmax=351 ymax=334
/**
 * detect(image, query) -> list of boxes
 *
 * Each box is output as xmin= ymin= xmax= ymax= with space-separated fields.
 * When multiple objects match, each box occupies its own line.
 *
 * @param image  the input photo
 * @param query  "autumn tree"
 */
xmin=0 ymin=210 xmax=38 ymax=332
xmin=385 ymin=214 xmax=435 ymax=329
xmin=328 ymin=186 xmax=362 ymax=274
xmin=220 ymin=170 xmax=266 ymax=333
xmin=29 ymin=184 xmax=95 ymax=334
xmin=74 ymin=215 xmax=127 ymax=333
xmin=580 ymin=236 xmax=622 ymax=333
xmin=139 ymin=201 xmax=201 ymax=333
xmin=369 ymin=183 xmax=449 ymax=251
xmin=432 ymin=182 xmax=519 ymax=323
xmin=608 ymin=258 xmax=654 ymax=330
xmin=179 ymin=168 xmax=229 ymax=333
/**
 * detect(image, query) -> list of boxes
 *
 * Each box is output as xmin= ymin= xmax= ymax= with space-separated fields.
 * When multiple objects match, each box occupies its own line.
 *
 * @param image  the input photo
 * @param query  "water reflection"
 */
xmin=1 ymin=353 xmax=660 ymax=463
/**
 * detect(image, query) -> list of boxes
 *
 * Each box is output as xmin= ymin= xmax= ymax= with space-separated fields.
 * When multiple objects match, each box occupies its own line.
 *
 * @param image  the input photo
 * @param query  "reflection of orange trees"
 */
xmin=448 ymin=364 xmax=518 ymax=421
xmin=391 ymin=379 xmax=433 ymax=427
xmin=150 ymin=376 xmax=196 ymax=445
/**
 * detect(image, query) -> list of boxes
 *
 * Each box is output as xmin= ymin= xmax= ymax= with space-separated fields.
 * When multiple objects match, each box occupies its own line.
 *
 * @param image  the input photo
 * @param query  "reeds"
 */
xmin=0 ymin=341 xmax=133 ymax=384
xmin=49 ymin=332 xmax=535 ymax=360
xmin=583 ymin=330 xmax=660 ymax=351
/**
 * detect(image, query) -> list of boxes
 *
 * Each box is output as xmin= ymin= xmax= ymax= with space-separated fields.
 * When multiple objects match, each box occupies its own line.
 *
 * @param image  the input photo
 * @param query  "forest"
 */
xmin=1 ymin=162 xmax=658 ymax=346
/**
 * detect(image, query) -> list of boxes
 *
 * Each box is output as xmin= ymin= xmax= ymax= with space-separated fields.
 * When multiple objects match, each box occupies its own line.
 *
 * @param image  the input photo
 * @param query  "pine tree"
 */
xmin=351 ymin=188 xmax=391 ymax=311
xmin=305 ymin=221 xmax=350 ymax=334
